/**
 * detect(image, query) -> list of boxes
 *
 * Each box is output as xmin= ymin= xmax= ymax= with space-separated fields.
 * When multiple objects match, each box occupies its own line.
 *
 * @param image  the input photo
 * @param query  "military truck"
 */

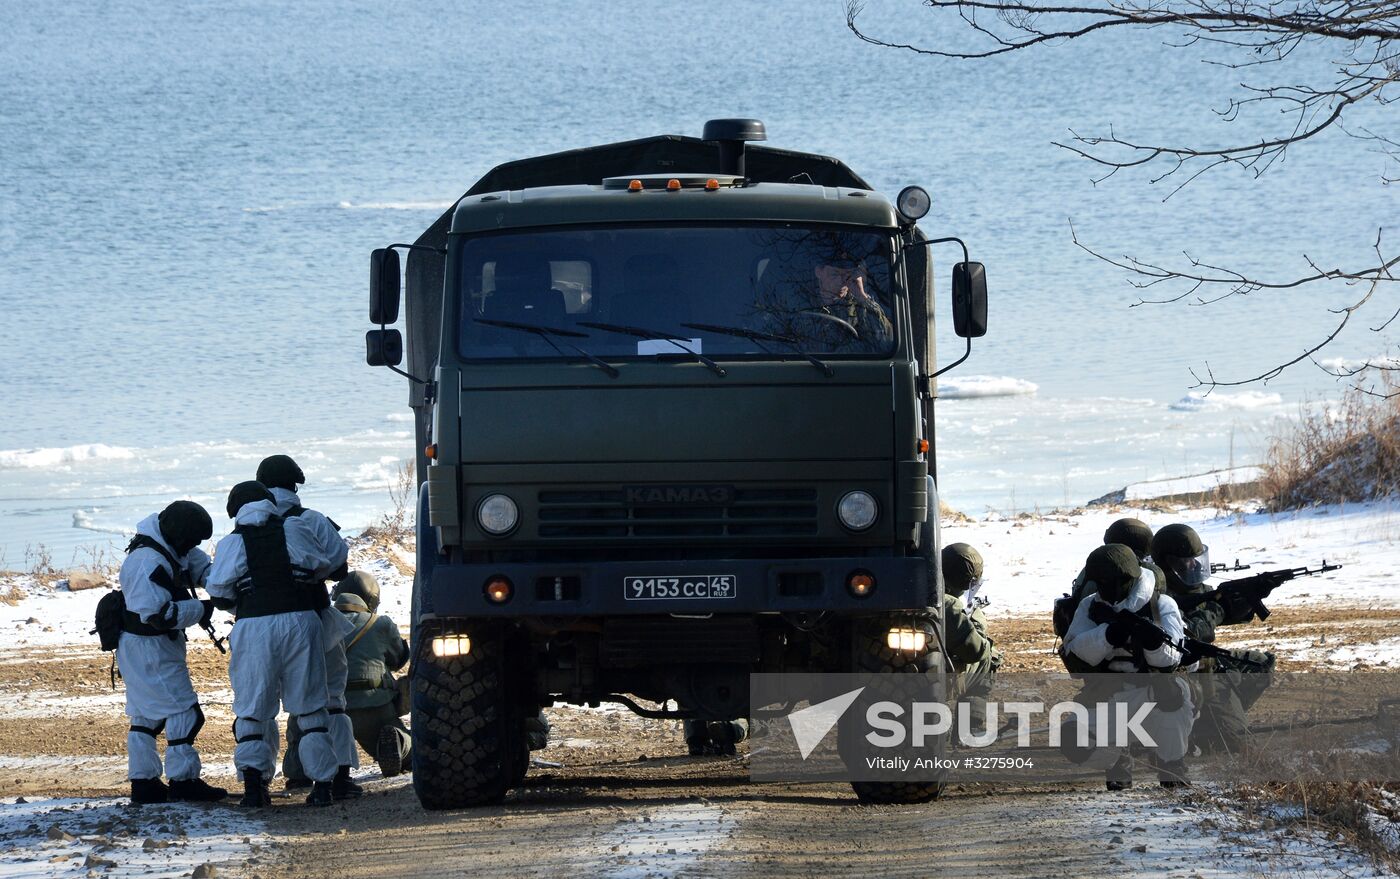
xmin=365 ymin=119 xmax=988 ymax=809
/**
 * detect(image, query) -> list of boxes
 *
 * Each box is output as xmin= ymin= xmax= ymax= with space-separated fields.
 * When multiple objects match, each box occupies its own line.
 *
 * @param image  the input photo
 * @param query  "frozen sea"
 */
xmin=0 ymin=0 xmax=1393 ymax=559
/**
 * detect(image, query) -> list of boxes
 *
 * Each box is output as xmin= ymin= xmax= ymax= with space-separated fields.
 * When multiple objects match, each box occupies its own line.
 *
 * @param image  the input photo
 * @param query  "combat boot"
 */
xmin=1105 ymin=753 xmax=1133 ymax=791
xmin=1157 ymin=759 xmax=1190 ymax=788
xmin=169 ymin=777 xmax=228 ymax=802
xmin=130 ymin=777 xmax=168 ymax=805
xmin=238 ymin=769 xmax=271 ymax=808
xmin=283 ymin=777 xmax=311 ymax=792
xmin=376 ymin=726 xmax=403 ymax=778
xmin=306 ymin=781 xmax=334 ymax=807
xmin=332 ymin=765 xmax=363 ymax=800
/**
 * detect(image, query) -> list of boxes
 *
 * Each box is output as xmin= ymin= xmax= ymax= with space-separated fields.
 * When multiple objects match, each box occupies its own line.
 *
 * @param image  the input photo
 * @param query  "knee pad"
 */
xmin=1057 ymin=719 xmax=1094 ymax=765
xmin=297 ymin=711 xmax=329 ymax=736
xmin=129 ymin=721 xmax=165 ymax=739
xmin=168 ymin=704 xmax=205 ymax=748
xmin=234 ymin=716 xmax=266 ymax=744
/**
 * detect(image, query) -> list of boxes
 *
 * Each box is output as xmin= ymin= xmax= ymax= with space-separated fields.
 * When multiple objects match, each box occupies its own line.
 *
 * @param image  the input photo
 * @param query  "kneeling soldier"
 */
xmin=941 ymin=543 xmax=1002 ymax=722
xmin=333 ymin=573 xmax=414 ymax=776
xmin=1062 ymin=544 xmax=1194 ymax=789
xmin=117 ymin=501 xmax=227 ymax=804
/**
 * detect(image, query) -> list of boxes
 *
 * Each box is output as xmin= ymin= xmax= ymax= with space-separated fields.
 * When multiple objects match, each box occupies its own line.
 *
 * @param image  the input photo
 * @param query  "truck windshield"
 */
xmin=455 ymin=225 xmax=897 ymax=361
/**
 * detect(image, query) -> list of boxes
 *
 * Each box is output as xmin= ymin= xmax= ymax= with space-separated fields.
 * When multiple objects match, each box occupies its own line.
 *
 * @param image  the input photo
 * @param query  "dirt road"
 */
xmin=264 ymin=756 xmax=1348 ymax=879
xmin=4 ymin=607 xmax=1395 ymax=877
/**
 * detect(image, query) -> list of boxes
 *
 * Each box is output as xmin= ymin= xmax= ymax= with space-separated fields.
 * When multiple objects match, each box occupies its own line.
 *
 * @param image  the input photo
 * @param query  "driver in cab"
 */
xmin=812 ymin=258 xmax=892 ymax=349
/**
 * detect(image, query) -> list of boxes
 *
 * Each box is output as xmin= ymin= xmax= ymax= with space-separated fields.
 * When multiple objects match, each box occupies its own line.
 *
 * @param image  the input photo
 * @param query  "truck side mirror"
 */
xmin=366 ymin=329 xmax=403 ymax=367
xmin=951 ymin=262 xmax=987 ymax=339
xmin=371 ymin=248 xmax=401 ymax=325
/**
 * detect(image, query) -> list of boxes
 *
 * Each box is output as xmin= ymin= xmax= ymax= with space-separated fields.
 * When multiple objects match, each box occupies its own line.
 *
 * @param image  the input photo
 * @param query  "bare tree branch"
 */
xmin=847 ymin=0 xmax=1400 ymax=390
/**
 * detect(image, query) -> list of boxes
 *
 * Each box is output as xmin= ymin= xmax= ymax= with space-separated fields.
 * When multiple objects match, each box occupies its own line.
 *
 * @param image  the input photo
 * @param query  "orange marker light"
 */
xmin=666 ymin=178 xmax=681 ymax=191
xmin=705 ymin=178 xmax=720 ymax=191
xmin=425 ymin=443 xmax=438 ymax=460
xmin=917 ymin=439 xmax=929 ymax=454
xmin=847 ymin=572 xmax=876 ymax=598
xmin=628 ymin=179 xmax=643 ymax=192
xmin=484 ymin=577 xmax=514 ymax=604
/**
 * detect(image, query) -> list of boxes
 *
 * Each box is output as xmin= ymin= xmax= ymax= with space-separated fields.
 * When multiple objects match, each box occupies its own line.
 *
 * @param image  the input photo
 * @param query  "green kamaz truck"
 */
xmin=365 ymin=120 xmax=988 ymax=809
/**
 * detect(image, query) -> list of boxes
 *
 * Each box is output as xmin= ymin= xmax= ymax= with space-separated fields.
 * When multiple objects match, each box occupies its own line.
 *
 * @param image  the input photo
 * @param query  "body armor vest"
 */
xmin=232 ymin=517 xmax=330 ymax=618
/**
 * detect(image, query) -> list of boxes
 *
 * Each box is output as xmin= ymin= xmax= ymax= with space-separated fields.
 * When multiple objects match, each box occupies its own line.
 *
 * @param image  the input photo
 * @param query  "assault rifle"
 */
xmin=200 ymin=619 xmax=227 ymax=654
xmin=1209 ymin=559 xmax=1254 ymax=574
xmin=1087 ymin=601 xmax=1270 ymax=669
xmin=1174 ymin=562 xmax=1342 ymax=621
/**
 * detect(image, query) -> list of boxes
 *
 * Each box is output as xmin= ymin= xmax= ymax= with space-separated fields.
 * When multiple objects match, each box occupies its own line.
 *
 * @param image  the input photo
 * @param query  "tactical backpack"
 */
xmin=1052 ymin=592 xmax=1078 ymax=641
xmin=93 ymin=590 xmax=126 ymax=652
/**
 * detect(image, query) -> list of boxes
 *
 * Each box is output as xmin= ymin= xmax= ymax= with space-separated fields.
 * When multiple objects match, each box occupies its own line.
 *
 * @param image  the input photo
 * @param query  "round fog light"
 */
xmin=484 ymin=576 xmax=514 ymax=604
xmin=838 ymin=491 xmax=878 ymax=531
xmin=847 ymin=571 xmax=876 ymax=598
xmin=477 ymin=494 xmax=519 ymax=535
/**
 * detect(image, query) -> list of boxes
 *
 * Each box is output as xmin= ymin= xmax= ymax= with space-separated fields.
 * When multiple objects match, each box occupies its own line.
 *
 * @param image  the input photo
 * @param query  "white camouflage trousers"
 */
xmin=229 ymin=610 xmax=336 ymax=782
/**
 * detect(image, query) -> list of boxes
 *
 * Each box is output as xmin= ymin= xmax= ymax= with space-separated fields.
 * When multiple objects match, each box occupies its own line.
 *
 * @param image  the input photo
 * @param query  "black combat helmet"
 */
xmin=940 ymin=543 xmax=984 ymax=598
xmin=226 ymin=481 xmax=275 ymax=519
xmin=158 ymin=500 xmax=214 ymax=555
xmin=333 ymin=571 xmax=381 ymax=612
xmin=1103 ymin=518 xmax=1153 ymax=561
xmin=1151 ymin=523 xmax=1211 ymax=588
xmin=1085 ymin=544 xmax=1141 ymax=605
xmin=256 ymin=455 xmax=305 ymax=492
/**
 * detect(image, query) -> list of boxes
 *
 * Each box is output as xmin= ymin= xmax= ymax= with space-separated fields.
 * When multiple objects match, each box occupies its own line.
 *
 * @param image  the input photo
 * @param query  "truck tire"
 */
xmin=848 ymin=616 xmax=946 ymax=805
xmin=410 ymin=629 xmax=522 ymax=809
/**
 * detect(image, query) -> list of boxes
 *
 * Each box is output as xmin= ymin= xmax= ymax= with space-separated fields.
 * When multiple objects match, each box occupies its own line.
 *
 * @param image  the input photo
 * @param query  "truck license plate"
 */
xmin=624 ymin=575 xmax=737 ymax=600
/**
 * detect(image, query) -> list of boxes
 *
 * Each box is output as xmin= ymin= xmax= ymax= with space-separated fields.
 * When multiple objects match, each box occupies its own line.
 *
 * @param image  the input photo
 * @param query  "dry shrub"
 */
xmin=1262 ymin=378 xmax=1400 ymax=510
xmin=1229 ymin=781 xmax=1400 ymax=869
xmin=939 ymin=500 xmax=971 ymax=523
xmin=23 ymin=544 xmax=58 ymax=588
xmin=360 ymin=459 xmax=416 ymax=547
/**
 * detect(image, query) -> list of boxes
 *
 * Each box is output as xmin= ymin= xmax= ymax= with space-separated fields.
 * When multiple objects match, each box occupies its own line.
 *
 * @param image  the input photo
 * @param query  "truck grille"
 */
xmin=537 ymin=487 xmax=819 ymax=540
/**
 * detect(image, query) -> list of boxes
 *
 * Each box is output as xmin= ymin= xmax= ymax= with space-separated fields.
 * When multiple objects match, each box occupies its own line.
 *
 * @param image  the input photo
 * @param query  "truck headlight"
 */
xmin=837 ymin=491 xmax=878 ymax=531
xmin=431 ymin=634 xmax=471 ymax=658
xmin=477 ymin=494 xmax=519 ymax=535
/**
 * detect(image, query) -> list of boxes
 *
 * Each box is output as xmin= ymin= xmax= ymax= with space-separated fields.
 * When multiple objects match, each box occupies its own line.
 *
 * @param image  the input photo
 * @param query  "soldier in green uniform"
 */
xmin=331 ymin=572 xmax=413 ymax=777
xmin=1151 ymin=524 xmax=1275 ymax=753
xmin=811 ymin=257 xmax=893 ymax=348
xmin=941 ymin=543 xmax=1000 ymax=721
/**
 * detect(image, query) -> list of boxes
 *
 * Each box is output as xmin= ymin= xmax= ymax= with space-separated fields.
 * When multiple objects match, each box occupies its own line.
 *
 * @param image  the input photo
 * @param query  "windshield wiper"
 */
xmin=577 ymin=321 xmax=726 ymax=377
xmin=474 ymin=318 xmax=619 ymax=378
xmin=681 ymin=322 xmax=833 ymax=378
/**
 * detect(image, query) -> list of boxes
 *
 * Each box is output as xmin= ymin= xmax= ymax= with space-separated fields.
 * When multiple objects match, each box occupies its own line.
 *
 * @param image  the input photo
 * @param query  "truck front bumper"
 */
xmin=429 ymin=556 xmax=930 ymax=617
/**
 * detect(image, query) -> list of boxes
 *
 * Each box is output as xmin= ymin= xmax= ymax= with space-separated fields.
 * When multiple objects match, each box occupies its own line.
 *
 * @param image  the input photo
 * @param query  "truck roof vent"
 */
xmin=702 ymin=118 xmax=767 ymax=178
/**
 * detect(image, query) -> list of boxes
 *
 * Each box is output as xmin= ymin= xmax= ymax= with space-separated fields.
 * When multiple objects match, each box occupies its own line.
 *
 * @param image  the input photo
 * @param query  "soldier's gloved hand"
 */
xmin=1104 ymin=618 xmax=1133 ymax=648
xmin=1088 ymin=600 xmax=1117 ymax=625
xmin=199 ymin=599 xmax=215 ymax=628
xmin=1136 ymin=624 xmax=1167 ymax=651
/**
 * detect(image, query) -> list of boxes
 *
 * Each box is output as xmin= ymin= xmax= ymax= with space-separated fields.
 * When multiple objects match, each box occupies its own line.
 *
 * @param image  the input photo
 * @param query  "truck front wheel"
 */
xmin=848 ymin=615 xmax=946 ymax=805
xmin=410 ymin=627 xmax=524 ymax=809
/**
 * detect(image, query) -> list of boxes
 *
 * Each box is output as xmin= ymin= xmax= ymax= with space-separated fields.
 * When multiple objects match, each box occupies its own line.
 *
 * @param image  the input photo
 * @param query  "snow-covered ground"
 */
xmin=0 ymin=796 xmax=269 ymax=879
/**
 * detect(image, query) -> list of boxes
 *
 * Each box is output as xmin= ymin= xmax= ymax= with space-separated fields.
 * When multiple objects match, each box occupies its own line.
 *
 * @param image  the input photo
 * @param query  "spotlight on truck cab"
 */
xmin=896 ymin=186 xmax=931 ymax=222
